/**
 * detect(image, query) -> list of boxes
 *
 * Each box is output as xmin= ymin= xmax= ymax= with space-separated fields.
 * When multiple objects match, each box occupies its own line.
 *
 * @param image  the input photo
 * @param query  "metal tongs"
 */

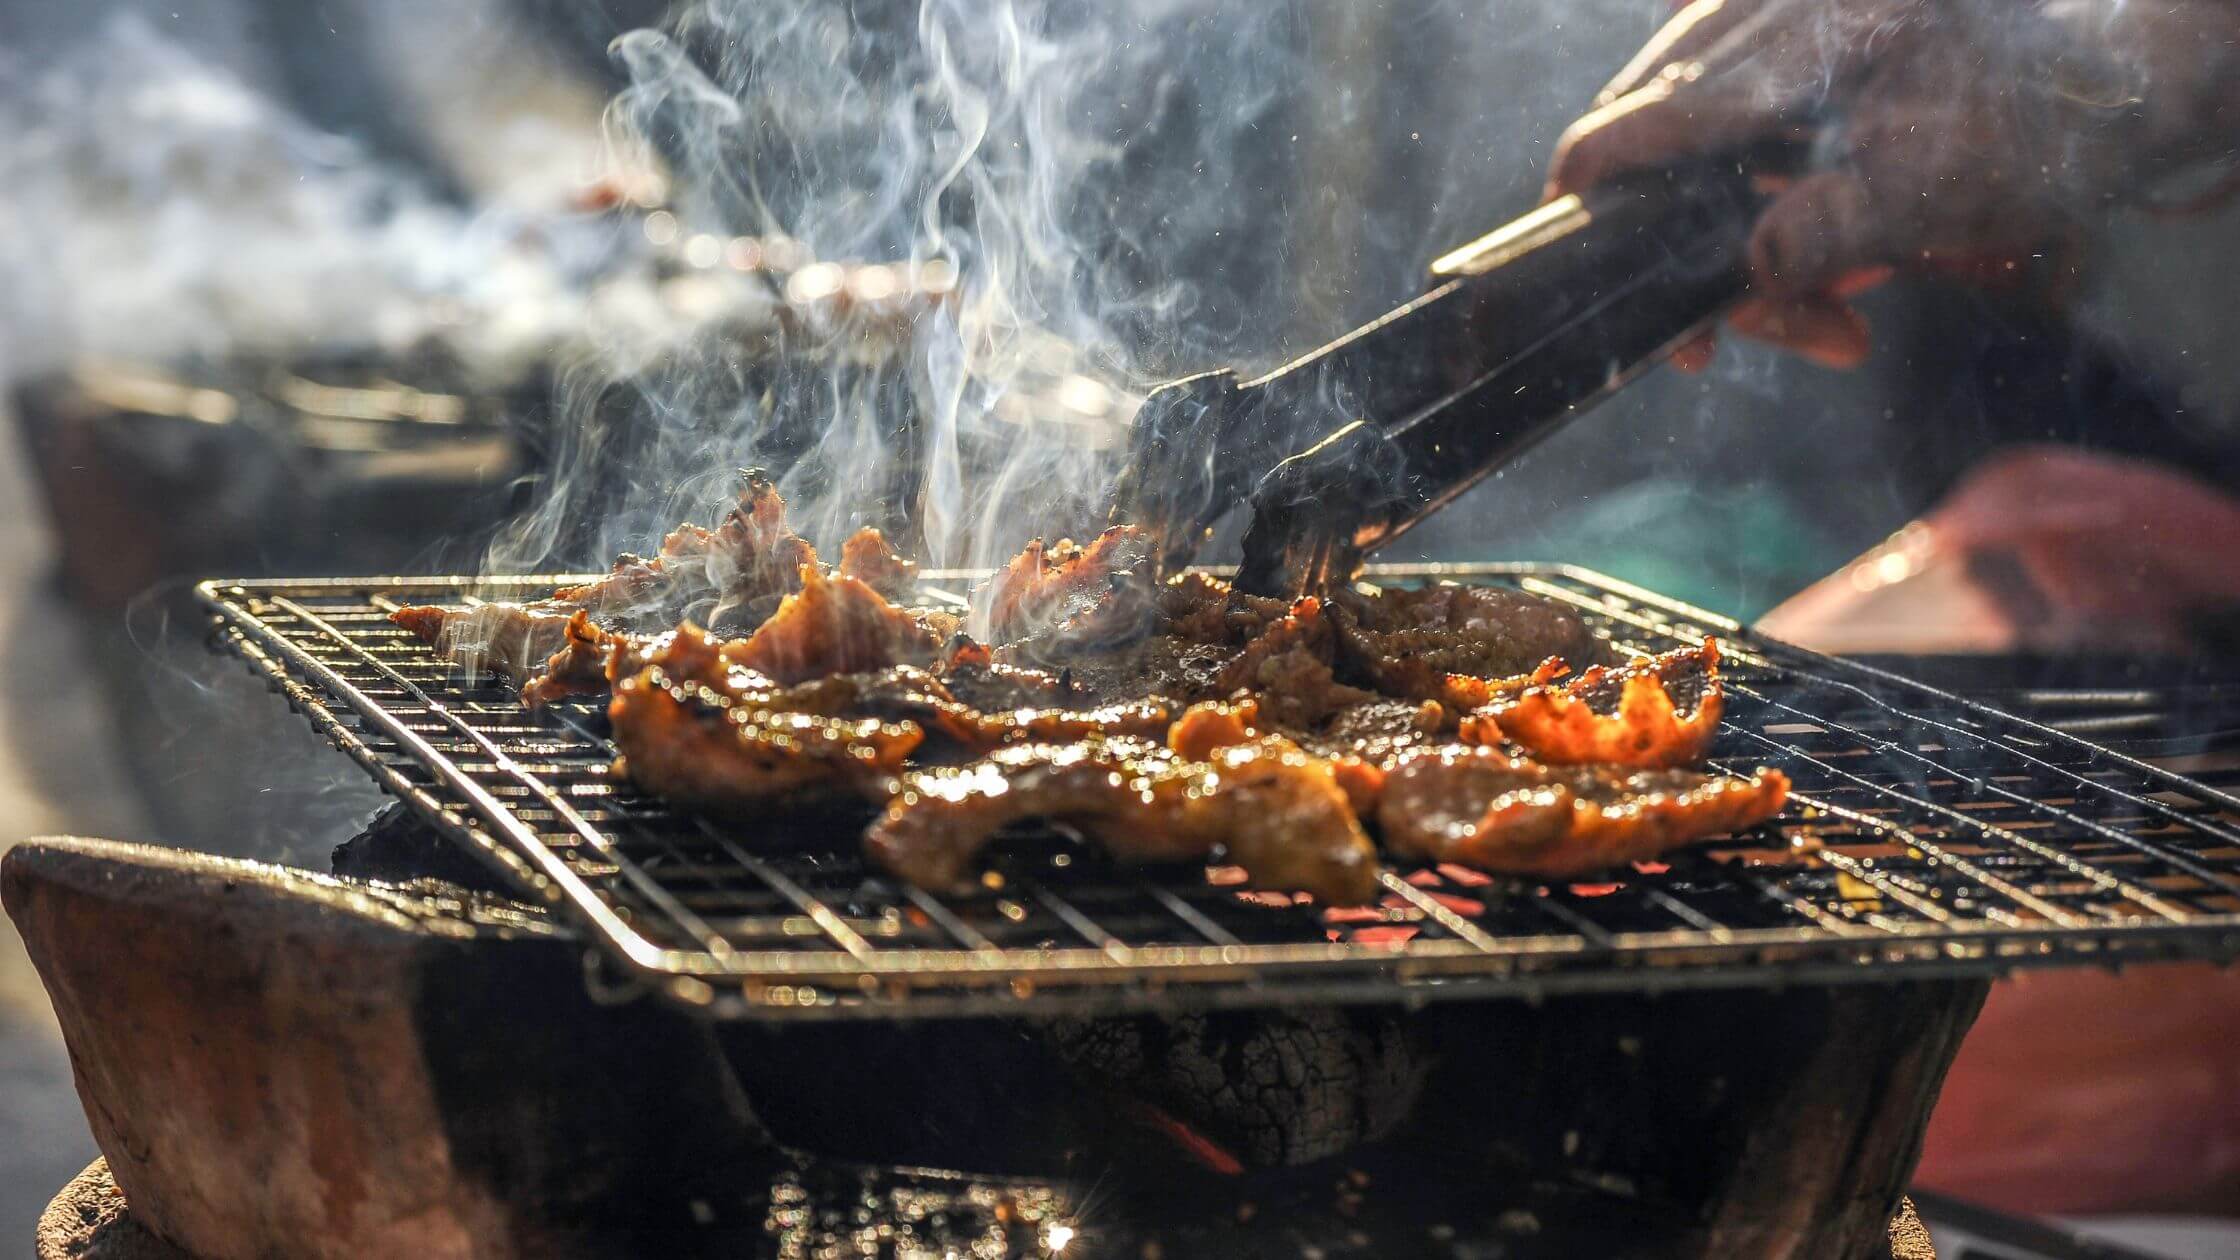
xmin=1106 ymin=140 xmax=1802 ymax=597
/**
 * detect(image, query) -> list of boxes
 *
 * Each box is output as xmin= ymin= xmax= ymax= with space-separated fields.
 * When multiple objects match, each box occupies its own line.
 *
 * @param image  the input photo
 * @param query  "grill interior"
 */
xmin=200 ymin=565 xmax=2240 ymax=1019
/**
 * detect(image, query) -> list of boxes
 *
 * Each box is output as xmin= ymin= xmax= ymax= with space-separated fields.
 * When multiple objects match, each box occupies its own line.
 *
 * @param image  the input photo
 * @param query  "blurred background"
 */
xmin=3 ymin=0 xmax=2238 ymax=1253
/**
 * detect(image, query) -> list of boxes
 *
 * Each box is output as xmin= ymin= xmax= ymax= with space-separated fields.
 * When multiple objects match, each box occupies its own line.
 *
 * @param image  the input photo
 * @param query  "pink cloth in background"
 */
xmin=1757 ymin=445 xmax=2240 ymax=656
xmin=1916 ymin=964 xmax=2240 ymax=1216
xmin=1759 ymin=445 xmax=2240 ymax=1215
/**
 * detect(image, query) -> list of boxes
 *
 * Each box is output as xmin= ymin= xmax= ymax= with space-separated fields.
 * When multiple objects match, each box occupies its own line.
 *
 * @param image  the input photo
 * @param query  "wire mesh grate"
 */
xmin=200 ymin=566 xmax=2240 ymax=1019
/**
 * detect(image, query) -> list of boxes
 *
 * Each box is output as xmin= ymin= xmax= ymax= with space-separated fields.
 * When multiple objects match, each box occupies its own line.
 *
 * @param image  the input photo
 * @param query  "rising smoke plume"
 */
xmin=488 ymin=0 xmax=1317 ymax=579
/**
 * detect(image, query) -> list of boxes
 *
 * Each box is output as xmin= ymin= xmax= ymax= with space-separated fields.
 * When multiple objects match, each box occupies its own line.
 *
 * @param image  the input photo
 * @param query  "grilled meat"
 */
xmin=936 ymin=639 xmax=1069 ymax=710
xmin=390 ymin=601 xmax=580 ymax=687
xmin=1376 ymin=745 xmax=1788 ymax=878
xmin=552 ymin=469 xmax=818 ymax=625
xmin=613 ymin=622 xmax=1169 ymax=764
xmin=724 ymin=565 xmax=946 ymax=684
xmin=1169 ymin=698 xmax=1388 ymax=815
xmin=608 ymin=631 xmax=923 ymax=813
xmin=1438 ymin=657 xmax=1569 ymax=714
xmin=836 ymin=526 xmax=918 ymax=602
xmin=1018 ymin=633 xmax=1238 ymax=705
xmin=736 ymin=671 xmax=1171 ymax=755
xmin=1158 ymin=570 xmax=1293 ymax=644
xmin=976 ymin=525 xmax=1158 ymax=650
xmin=1463 ymin=640 xmax=1725 ymax=769
xmin=407 ymin=518 xmax=950 ymax=707
xmin=1006 ymin=586 xmax=1371 ymax=729
xmin=516 ymin=611 xmax=662 ymax=708
xmin=1306 ymin=697 xmax=1449 ymax=768
xmin=392 ymin=471 xmax=825 ymax=684
xmin=1329 ymin=583 xmax=1605 ymax=700
xmin=865 ymin=735 xmax=1381 ymax=906
xmin=1166 ymin=696 xmax=1268 ymax=760
xmin=400 ymin=493 xmax=1775 ymax=901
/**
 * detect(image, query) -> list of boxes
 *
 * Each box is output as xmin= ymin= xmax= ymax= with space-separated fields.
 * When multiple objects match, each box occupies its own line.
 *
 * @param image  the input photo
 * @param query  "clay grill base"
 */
xmin=9 ymin=835 xmax=1970 ymax=1259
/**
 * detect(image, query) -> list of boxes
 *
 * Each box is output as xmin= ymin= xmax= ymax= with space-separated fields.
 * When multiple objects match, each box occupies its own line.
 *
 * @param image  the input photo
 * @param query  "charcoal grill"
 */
xmin=197 ymin=564 xmax=2240 ymax=1020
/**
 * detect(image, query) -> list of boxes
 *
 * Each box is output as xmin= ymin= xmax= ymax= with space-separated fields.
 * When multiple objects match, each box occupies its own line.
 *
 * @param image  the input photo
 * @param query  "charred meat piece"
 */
xmin=1210 ymin=596 xmax=1376 ymax=729
xmin=936 ymin=639 xmax=1069 ymax=710
xmin=393 ymin=472 xmax=828 ymax=682
xmin=1155 ymin=592 xmax=1439 ymax=769
xmin=742 ymin=670 xmax=1170 ymax=754
xmin=836 ymin=526 xmax=919 ymax=602
xmin=1464 ymin=640 xmax=1725 ymax=769
xmin=1376 ymin=745 xmax=1788 ymax=878
xmin=1157 ymin=571 xmax=1292 ymax=646
xmin=1438 ymin=657 xmax=1569 ymax=714
xmin=1167 ymin=697 xmax=1262 ymax=761
xmin=1013 ymin=633 xmax=1239 ymax=706
xmin=520 ymin=611 xmax=614 ymax=708
xmin=516 ymin=611 xmax=672 ymax=708
xmin=608 ymin=631 xmax=923 ymax=813
xmin=724 ymin=566 xmax=943 ymax=685
xmin=513 ymin=596 xmax=959 ymax=708
xmin=1011 ymin=586 xmax=1366 ymax=722
xmin=638 ymin=624 xmax=1168 ymax=754
xmin=1329 ymin=583 xmax=1604 ymax=700
xmin=865 ymin=735 xmax=1382 ymax=905
xmin=1169 ymin=698 xmax=1388 ymax=815
xmin=552 ymin=469 xmax=819 ymax=627
xmin=1305 ymin=698 xmax=1449 ymax=770
xmin=389 ymin=601 xmax=580 ymax=687
xmin=977 ymin=526 xmax=1157 ymax=649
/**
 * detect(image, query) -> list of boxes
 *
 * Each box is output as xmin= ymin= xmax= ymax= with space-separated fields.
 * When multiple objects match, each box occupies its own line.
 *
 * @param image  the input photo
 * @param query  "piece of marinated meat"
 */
xmin=634 ymin=623 xmax=1169 ymax=755
xmin=516 ymin=611 xmax=672 ymax=708
xmin=1168 ymin=699 xmax=1388 ymax=815
xmin=1211 ymin=597 xmax=1376 ymax=729
xmin=936 ymin=639 xmax=1069 ymax=710
xmin=723 ymin=565 xmax=943 ymax=684
xmin=608 ymin=634 xmax=923 ymax=813
xmin=747 ymin=670 xmax=1170 ymax=754
xmin=1005 ymin=633 xmax=1227 ymax=704
xmin=1329 ymin=583 xmax=1605 ymax=700
xmin=394 ymin=472 xmax=833 ymax=682
xmin=389 ymin=601 xmax=581 ymax=686
xmin=836 ymin=526 xmax=919 ymax=602
xmin=511 ymin=598 xmax=961 ymax=708
xmin=1167 ymin=697 xmax=1260 ymax=761
xmin=553 ymin=469 xmax=820 ymax=627
xmin=1438 ymin=657 xmax=1570 ymax=714
xmin=1006 ymin=588 xmax=1366 ymax=723
xmin=1376 ymin=745 xmax=1788 ymax=878
xmin=1305 ymin=698 xmax=1449 ymax=769
xmin=865 ymin=735 xmax=1381 ymax=905
xmin=1157 ymin=571 xmax=1291 ymax=645
xmin=977 ymin=526 xmax=1157 ymax=649
xmin=1464 ymin=640 xmax=1725 ymax=769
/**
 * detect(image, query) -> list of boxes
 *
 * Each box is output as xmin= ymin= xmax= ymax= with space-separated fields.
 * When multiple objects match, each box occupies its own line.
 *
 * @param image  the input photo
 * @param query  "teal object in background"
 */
xmin=1433 ymin=478 xmax=1851 ymax=626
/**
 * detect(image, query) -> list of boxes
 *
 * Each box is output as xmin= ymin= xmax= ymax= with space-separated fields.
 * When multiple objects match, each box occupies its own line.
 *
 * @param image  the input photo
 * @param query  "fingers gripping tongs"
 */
xmin=1106 ymin=143 xmax=1797 ymax=598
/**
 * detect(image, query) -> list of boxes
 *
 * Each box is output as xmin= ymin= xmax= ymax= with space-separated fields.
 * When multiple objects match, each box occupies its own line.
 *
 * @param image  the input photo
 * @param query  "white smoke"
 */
xmin=0 ymin=13 xmax=606 ymax=388
xmin=490 ymin=0 xmax=1310 ymax=577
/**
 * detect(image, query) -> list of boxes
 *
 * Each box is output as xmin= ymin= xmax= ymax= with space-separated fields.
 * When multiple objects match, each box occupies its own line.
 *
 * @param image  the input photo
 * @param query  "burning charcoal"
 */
xmin=330 ymin=803 xmax=514 ymax=894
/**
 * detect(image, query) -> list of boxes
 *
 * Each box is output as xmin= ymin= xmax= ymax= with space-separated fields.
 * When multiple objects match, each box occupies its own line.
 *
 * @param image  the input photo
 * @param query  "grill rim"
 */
xmin=199 ymin=565 xmax=2240 ymax=1020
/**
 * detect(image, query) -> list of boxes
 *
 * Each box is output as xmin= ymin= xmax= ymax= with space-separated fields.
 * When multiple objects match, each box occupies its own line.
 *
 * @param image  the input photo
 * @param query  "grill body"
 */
xmin=201 ymin=565 xmax=2240 ymax=1019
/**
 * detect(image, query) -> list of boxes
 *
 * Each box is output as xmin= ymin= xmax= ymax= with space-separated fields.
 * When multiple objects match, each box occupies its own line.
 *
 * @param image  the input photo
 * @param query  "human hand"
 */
xmin=1545 ymin=0 xmax=2240 ymax=369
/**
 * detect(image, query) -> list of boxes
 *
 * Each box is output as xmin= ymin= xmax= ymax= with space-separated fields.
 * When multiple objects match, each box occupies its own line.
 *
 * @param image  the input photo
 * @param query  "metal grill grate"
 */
xmin=200 ymin=566 xmax=2240 ymax=1019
